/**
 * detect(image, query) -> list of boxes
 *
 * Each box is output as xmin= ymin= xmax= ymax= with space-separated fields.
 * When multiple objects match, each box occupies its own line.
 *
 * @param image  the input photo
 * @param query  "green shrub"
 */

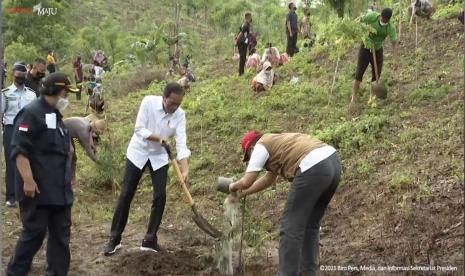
xmin=313 ymin=114 xmax=388 ymax=155
xmin=4 ymin=37 xmax=40 ymax=83
xmin=432 ymin=2 xmax=463 ymax=20
xmin=408 ymin=85 xmax=450 ymax=104
xmin=356 ymin=161 xmax=374 ymax=175
xmin=390 ymin=170 xmax=413 ymax=190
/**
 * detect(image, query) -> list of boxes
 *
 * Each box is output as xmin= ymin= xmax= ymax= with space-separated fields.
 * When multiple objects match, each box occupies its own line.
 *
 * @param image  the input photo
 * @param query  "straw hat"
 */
xmin=90 ymin=119 xmax=106 ymax=134
xmin=85 ymin=113 xmax=99 ymax=122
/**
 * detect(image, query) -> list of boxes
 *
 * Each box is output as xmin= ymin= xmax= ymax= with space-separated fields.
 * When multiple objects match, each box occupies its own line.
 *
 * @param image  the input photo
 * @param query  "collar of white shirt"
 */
xmin=10 ymin=83 xmax=27 ymax=92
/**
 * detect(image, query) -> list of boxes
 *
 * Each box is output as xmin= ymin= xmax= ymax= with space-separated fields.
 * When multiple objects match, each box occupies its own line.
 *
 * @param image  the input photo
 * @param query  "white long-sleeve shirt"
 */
xmin=126 ymin=95 xmax=191 ymax=171
xmin=1 ymin=84 xmax=37 ymax=125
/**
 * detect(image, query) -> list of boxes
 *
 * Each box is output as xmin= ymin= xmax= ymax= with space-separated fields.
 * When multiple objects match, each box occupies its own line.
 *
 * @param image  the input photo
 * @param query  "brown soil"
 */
xmin=2 ymin=17 xmax=464 ymax=276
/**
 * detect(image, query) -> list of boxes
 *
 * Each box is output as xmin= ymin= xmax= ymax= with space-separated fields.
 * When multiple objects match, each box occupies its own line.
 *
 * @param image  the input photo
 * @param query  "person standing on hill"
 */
xmin=103 ymin=83 xmax=191 ymax=256
xmin=46 ymin=50 xmax=56 ymax=73
xmin=73 ymin=55 xmax=84 ymax=100
xmin=93 ymin=50 xmax=105 ymax=67
xmin=2 ymin=62 xmax=37 ymax=208
xmin=228 ymin=131 xmax=341 ymax=275
xmin=300 ymin=7 xmax=311 ymax=39
xmin=350 ymin=8 xmax=398 ymax=108
xmin=409 ymin=0 xmax=435 ymax=23
xmin=286 ymin=2 xmax=299 ymax=57
xmin=236 ymin=12 xmax=253 ymax=76
xmin=24 ymin=58 xmax=47 ymax=97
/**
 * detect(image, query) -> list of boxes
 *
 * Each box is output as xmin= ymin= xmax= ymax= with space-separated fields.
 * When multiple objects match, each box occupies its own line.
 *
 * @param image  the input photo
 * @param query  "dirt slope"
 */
xmin=2 ymin=17 xmax=464 ymax=276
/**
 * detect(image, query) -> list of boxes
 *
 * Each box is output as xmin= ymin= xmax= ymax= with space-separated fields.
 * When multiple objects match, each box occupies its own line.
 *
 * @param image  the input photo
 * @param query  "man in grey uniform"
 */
xmin=1 ymin=62 xmax=37 ymax=207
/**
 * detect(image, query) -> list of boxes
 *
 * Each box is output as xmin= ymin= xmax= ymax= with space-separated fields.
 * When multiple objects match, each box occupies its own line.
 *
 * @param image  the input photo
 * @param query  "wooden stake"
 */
xmin=415 ymin=16 xmax=418 ymax=88
xmin=328 ymin=56 xmax=340 ymax=106
xmin=237 ymin=196 xmax=246 ymax=274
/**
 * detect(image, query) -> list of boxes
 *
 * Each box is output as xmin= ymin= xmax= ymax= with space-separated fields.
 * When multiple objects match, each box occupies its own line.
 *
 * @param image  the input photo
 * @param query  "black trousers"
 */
xmin=238 ymin=43 xmax=248 ymax=76
xmin=110 ymin=159 xmax=168 ymax=243
xmin=279 ymin=153 xmax=341 ymax=276
xmin=3 ymin=124 xmax=15 ymax=202
xmin=47 ymin=64 xmax=56 ymax=74
xmin=286 ymin=32 xmax=298 ymax=57
xmin=8 ymin=201 xmax=72 ymax=276
xmin=355 ymin=46 xmax=383 ymax=82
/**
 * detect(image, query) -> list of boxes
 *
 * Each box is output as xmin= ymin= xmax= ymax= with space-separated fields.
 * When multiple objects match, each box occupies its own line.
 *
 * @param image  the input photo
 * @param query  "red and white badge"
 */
xmin=18 ymin=124 xmax=29 ymax=132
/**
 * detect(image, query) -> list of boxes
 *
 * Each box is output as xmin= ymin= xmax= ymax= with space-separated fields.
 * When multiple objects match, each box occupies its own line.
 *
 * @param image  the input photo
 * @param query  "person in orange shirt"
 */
xmin=46 ymin=50 xmax=56 ymax=73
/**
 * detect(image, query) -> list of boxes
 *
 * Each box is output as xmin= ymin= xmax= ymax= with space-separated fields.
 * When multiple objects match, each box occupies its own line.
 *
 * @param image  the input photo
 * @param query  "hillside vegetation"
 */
xmin=2 ymin=0 xmax=464 ymax=275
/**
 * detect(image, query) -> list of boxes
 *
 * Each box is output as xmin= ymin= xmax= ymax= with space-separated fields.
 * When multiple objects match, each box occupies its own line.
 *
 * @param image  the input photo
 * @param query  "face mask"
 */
xmin=14 ymin=77 xmax=25 ymax=86
xmin=56 ymin=97 xmax=69 ymax=112
xmin=379 ymin=20 xmax=388 ymax=26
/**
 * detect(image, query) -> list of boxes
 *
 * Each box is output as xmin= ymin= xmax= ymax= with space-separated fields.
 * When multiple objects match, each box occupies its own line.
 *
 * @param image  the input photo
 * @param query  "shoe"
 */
xmin=103 ymin=239 xmax=122 ymax=256
xmin=140 ymin=239 xmax=164 ymax=252
xmin=6 ymin=200 xmax=16 ymax=208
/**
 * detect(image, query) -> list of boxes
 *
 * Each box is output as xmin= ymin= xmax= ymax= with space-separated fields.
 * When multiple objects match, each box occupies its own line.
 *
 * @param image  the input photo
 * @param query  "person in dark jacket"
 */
xmin=7 ymin=72 xmax=78 ymax=276
xmin=286 ymin=2 xmax=299 ymax=57
xmin=24 ymin=58 xmax=46 ymax=97
xmin=237 ymin=12 xmax=253 ymax=76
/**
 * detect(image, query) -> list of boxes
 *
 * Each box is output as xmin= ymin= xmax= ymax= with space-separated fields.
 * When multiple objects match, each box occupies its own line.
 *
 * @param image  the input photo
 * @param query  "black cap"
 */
xmin=12 ymin=62 xmax=27 ymax=72
xmin=381 ymin=8 xmax=393 ymax=20
xmin=42 ymin=72 xmax=79 ymax=94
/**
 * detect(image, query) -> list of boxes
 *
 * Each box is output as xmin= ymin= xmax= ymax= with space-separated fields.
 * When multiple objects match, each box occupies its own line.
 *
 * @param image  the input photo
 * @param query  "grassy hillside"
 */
xmin=2 ymin=3 xmax=464 ymax=276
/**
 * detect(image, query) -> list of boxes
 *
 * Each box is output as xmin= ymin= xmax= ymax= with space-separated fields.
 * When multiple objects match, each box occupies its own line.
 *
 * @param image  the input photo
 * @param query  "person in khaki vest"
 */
xmin=229 ymin=131 xmax=342 ymax=276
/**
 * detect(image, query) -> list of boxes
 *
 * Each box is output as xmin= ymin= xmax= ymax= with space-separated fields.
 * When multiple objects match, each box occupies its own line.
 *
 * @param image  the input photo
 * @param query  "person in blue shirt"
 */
xmin=286 ymin=2 xmax=299 ymax=57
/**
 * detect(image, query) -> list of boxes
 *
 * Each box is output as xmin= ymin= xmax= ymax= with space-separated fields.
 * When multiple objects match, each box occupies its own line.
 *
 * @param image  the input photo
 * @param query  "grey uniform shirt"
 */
xmin=1 ymin=84 xmax=37 ymax=125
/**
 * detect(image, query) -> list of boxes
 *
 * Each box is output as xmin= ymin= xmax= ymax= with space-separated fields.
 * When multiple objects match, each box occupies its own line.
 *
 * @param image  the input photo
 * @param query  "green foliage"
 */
xmin=325 ymin=0 xmax=346 ymax=18
xmin=432 ymin=2 xmax=463 ymax=20
xmin=3 ymin=0 xmax=72 ymax=54
xmin=313 ymin=15 xmax=375 ymax=60
xmin=408 ymin=85 xmax=450 ymax=104
xmin=390 ymin=170 xmax=413 ymax=190
xmin=4 ymin=36 xmax=40 ymax=69
xmin=210 ymin=1 xmax=253 ymax=30
xmin=313 ymin=114 xmax=388 ymax=156
xmin=85 ymin=141 xmax=125 ymax=189
xmin=356 ymin=160 xmax=374 ymax=175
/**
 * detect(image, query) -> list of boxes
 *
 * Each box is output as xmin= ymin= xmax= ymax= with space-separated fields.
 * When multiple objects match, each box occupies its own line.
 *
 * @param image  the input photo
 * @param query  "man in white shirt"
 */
xmin=104 ymin=83 xmax=191 ymax=256
xmin=228 ymin=131 xmax=341 ymax=275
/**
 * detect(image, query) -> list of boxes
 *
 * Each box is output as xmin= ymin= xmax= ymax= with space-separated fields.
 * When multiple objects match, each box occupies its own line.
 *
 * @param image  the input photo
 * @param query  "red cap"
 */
xmin=240 ymin=131 xmax=262 ymax=162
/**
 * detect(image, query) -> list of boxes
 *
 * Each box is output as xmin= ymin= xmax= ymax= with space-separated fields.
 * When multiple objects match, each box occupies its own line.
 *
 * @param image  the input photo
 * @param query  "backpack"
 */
xmin=235 ymin=23 xmax=249 ymax=46
xmin=235 ymin=31 xmax=245 ymax=46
